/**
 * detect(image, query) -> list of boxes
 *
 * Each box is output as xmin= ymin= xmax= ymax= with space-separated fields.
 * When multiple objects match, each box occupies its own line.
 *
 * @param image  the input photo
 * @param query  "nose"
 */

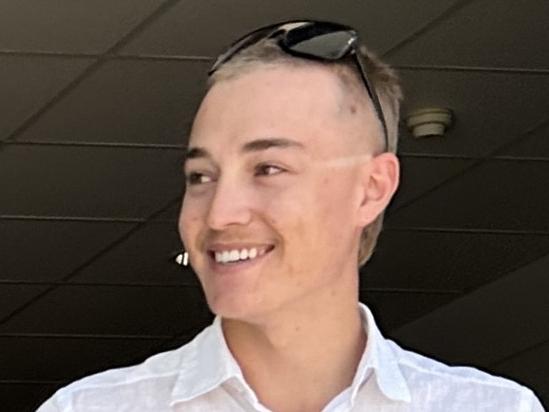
xmin=206 ymin=176 xmax=252 ymax=230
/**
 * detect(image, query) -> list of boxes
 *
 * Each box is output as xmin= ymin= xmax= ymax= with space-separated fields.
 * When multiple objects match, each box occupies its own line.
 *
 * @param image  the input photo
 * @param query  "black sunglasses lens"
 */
xmin=284 ymin=25 xmax=355 ymax=59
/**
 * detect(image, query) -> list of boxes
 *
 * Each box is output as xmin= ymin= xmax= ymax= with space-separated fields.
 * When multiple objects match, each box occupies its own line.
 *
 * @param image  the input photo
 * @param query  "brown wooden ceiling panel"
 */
xmin=70 ymin=222 xmax=198 ymax=286
xmin=393 ymin=254 xmax=549 ymax=366
xmin=0 ymin=56 xmax=92 ymax=141
xmin=0 ymin=336 xmax=167 ymax=382
xmin=397 ymin=69 xmax=549 ymax=157
xmin=0 ymin=383 xmax=59 ymax=412
xmin=0 ymin=0 xmax=164 ymax=54
xmin=387 ymin=0 xmax=549 ymax=69
xmin=500 ymin=122 xmax=549 ymax=159
xmin=362 ymin=229 xmax=549 ymax=291
xmin=490 ymin=341 xmax=549 ymax=406
xmin=388 ymin=156 xmax=476 ymax=212
xmin=120 ymin=0 xmax=457 ymax=57
xmin=16 ymin=59 xmax=209 ymax=145
xmin=388 ymin=159 xmax=549 ymax=231
xmin=0 ymin=220 xmax=133 ymax=281
xmin=0 ymin=145 xmax=183 ymax=218
xmin=0 ymin=285 xmax=46 ymax=321
xmin=359 ymin=290 xmax=458 ymax=332
xmin=0 ymin=285 xmax=210 ymax=336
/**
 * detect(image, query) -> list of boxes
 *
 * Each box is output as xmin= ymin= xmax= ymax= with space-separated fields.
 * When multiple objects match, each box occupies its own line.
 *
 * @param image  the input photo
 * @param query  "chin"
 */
xmin=205 ymin=291 xmax=267 ymax=322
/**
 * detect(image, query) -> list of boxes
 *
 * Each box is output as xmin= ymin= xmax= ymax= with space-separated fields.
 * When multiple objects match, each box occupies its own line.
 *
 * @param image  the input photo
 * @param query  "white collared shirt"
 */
xmin=37 ymin=303 xmax=545 ymax=412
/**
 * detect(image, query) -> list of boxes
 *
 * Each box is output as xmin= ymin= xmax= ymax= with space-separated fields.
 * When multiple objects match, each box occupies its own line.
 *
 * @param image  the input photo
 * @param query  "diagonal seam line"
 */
xmin=0 ymin=195 xmax=182 ymax=327
xmin=457 ymin=246 xmax=549 ymax=295
xmin=0 ymin=49 xmax=213 ymax=62
xmin=3 ymin=0 xmax=183 ymax=143
xmin=382 ymin=0 xmax=477 ymax=57
xmin=384 ymin=226 xmax=549 ymax=236
xmin=3 ymin=50 xmax=549 ymax=75
xmin=0 ymin=328 xmax=207 ymax=386
xmin=387 ymin=116 xmax=549 ymax=218
xmin=0 ymin=380 xmax=67 ymax=385
xmin=0 ymin=332 xmax=172 ymax=339
xmin=3 ymin=139 xmax=186 ymax=150
xmin=0 ymin=214 xmax=147 ymax=223
xmin=398 ymin=153 xmax=549 ymax=162
xmin=489 ymin=337 xmax=549 ymax=368
xmin=6 ymin=140 xmax=549 ymax=162
xmin=0 ymin=279 xmax=460 ymax=294
xmin=396 ymin=64 xmax=549 ymax=75
xmin=0 ymin=279 xmax=198 ymax=288
xmin=137 ymin=324 xmax=210 ymax=359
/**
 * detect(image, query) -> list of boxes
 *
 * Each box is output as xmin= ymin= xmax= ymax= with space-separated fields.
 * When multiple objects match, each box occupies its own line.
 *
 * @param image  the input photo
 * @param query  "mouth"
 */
xmin=206 ymin=245 xmax=275 ymax=273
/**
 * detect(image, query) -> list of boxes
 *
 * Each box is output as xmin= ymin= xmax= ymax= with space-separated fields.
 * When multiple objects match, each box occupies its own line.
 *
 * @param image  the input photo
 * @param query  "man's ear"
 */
xmin=356 ymin=152 xmax=400 ymax=227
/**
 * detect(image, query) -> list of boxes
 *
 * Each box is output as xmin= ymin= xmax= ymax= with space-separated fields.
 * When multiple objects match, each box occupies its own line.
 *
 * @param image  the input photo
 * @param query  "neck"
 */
xmin=221 ymin=278 xmax=366 ymax=411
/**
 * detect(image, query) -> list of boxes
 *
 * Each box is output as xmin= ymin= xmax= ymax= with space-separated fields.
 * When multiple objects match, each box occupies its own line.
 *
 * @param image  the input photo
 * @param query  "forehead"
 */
xmin=189 ymin=64 xmax=357 ymax=155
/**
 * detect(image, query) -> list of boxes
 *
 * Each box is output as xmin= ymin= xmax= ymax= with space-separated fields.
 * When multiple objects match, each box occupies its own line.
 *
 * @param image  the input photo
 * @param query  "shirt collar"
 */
xmin=170 ymin=316 xmax=244 ymax=406
xmin=170 ymin=303 xmax=411 ymax=406
xmin=351 ymin=303 xmax=411 ymax=404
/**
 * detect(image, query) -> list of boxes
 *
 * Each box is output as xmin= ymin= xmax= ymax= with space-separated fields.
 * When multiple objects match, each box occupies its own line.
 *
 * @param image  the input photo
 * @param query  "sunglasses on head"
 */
xmin=209 ymin=20 xmax=388 ymax=151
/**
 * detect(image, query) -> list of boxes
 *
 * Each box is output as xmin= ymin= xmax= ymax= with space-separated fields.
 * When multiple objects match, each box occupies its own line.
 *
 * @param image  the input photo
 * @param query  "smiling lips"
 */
xmin=208 ymin=244 xmax=275 ymax=265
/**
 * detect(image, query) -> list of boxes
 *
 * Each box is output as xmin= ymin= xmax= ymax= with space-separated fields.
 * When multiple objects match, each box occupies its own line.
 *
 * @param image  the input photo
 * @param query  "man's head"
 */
xmin=178 ymin=22 xmax=402 ymax=320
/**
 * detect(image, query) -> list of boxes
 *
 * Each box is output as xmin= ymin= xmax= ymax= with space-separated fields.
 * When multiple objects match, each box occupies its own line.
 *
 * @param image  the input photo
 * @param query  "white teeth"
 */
xmin=213 ymin=247 xmax=265 ymax=264
xmin=222 ymin=251 xmax=230 ymax=263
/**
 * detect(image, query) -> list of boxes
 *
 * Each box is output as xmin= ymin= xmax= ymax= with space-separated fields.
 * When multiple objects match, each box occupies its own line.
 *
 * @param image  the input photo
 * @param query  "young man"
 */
xmin=38 ymin=21 xmax=544 ymax=412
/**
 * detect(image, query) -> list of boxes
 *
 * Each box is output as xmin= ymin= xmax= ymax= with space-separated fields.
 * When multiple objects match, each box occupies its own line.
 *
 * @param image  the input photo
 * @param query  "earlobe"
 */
xmin=357 ymin=152 xmax=400 ymax=227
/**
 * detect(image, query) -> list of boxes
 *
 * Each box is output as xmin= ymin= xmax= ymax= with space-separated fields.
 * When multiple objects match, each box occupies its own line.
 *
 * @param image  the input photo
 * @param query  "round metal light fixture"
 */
xmin=405 ymin=108 xmax=453 ymax=138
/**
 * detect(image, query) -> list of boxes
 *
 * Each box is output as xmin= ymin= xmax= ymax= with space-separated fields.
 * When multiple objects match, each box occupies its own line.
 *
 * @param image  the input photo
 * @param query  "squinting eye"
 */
xmin=255 ymin=164 xmax=284 ymax=176
xmin=185 ymin=172 xmax=213 ymax=185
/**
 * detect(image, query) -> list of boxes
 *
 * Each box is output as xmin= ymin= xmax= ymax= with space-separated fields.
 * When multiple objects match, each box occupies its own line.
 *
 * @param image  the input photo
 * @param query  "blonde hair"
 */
xmin=207 ymin=38 xmax=402 ymax=267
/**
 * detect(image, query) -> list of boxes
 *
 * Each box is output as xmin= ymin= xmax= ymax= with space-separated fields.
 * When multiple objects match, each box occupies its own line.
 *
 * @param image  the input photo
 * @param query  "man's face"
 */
xmin=179 ymin=64 xmax=381 ymax=321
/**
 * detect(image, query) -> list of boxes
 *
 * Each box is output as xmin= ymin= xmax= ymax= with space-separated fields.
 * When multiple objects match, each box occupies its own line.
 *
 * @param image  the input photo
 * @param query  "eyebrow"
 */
xmin=241 ymin=137 xmax=305 ymax=152
xmin=183 ymin=137 xmax=305 ymax=165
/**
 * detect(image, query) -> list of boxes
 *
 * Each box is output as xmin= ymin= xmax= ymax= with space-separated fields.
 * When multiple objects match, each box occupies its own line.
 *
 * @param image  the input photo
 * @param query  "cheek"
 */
xmin=178 ymin=197 xmax=204 ymax=246
xmin=309 ymin=172 xmax=356 ymax=248
xmin=321 ymin=170 xmax=356 ymax=217
xmin=263 ymin=182 xmax=321 ymax=266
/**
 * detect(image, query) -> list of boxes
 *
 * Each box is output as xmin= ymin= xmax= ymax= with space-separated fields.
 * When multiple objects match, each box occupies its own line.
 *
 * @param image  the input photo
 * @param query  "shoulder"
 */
xmin=37 ymin=337 xmax=200 ymax=412
xmin=386 ymin=339 xmax=544 ymax=411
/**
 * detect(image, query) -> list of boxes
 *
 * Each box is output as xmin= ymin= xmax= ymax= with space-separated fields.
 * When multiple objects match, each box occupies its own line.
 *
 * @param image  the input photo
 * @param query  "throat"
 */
xmin=222 ymin=309 xmax=367 ymax=412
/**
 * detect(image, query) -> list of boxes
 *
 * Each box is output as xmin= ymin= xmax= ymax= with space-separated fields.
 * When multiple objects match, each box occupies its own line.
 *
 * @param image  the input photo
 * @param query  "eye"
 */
xmin=185 ymin=172 xmax=213 ymax=185
xmin=255 ymin=164 xmax=284 ymax=176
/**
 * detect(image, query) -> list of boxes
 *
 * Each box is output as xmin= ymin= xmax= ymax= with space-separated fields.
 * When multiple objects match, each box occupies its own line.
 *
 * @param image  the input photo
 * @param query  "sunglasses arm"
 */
xmin=353 ymin=51 xmax=389 ymax=149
